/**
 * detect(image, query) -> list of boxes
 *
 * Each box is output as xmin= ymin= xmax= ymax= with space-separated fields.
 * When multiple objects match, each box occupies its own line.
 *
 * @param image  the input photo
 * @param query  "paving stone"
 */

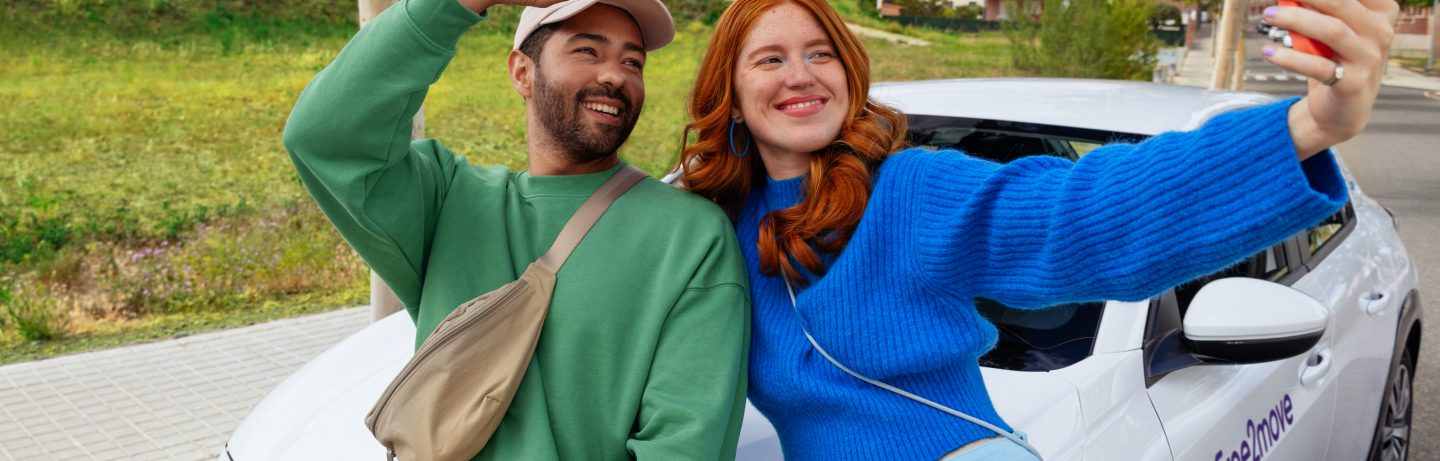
xmin=199 ymin=414 xmax=236 ymax=432
xmin=5 ymin=444 xmax=45 ymax=460
xmin=89 ymin=447 xmax=132 ymax=461
xmin=46 ymin=446 xmax=88 ymax=461
xmin=0 ymin=436 xmax=38 ymax=451
xmin=0 ymin=426 xmax=32 ymax=445
xmin=45 ymin=409 xmax=82 ymax=424
xmin=152 ymin=432 xmax=196 ymax=450
xmin=126 ymin=446 xmax=169 ymax=461
xmin=73 ymin=430 xmax=109 ymax=445
xmin=0 ymin=391 xmax=29 ymax=408
xmin=9 ymin=405 xmax=46 ymax=421
xmin=175 ymin=449 xmax=215 ymax=461
xmin=32 ymin=430 xmax=73 ymax=448
xmin=4 ymin=372 xmax=43 ymax=388
xmin=83 ymin=439 xmax=123 ymax=455
xmin=133 ymin=418 xmax=172 ymax=434
xmin=109 ymin=431 xmax=156 ymax=450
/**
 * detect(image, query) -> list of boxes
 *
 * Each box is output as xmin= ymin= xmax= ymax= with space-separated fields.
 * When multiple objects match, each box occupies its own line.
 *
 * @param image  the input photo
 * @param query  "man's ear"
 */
xmin=507 ymin=50 xmax=535 ymax=99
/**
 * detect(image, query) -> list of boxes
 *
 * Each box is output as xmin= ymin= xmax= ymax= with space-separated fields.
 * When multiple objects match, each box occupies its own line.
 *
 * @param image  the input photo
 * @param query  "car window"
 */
xmin=976 ymin=299 xmax=1104 ymax=371
xmin=904 ymin=114 xmax=1147 ymax=372
xmin=905 ymin=114 xmax=1147 ymax=164
xmin=1303 ymin=202 xmax=1354 ymax=265
xmin=1069 ymin=141 xmax=1103 ymax=157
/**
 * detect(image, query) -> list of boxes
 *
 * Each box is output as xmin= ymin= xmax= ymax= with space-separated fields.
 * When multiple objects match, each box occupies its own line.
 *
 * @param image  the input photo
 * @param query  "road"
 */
xmin=1235 ymin=28 xmax=1440 ymax=460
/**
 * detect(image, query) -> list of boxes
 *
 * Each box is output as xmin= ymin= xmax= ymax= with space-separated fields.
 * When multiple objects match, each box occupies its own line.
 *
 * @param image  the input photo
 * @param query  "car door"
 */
xmin=1294 ymin=200 xmax=1400 ymax=459
xmin=1144 ymin=240 xmax=1338 ymax=461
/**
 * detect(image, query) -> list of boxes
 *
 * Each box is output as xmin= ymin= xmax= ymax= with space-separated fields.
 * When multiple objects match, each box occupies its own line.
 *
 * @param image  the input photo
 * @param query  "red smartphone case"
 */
xmin=1276 ymin=0 xmax=1336 ymax=59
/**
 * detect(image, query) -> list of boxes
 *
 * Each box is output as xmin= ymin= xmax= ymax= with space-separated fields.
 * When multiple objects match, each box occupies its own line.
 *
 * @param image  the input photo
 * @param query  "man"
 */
xmin=282 ymin=0 xmax=751 ymax=459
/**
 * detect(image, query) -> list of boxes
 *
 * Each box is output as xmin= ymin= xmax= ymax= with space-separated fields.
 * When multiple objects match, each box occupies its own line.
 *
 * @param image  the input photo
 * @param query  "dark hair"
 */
xmin=518 ymin=23 xmax=561 ymax=65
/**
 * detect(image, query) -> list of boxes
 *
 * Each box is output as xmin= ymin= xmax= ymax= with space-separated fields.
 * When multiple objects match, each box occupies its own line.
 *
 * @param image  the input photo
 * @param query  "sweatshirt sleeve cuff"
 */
xmin=404 ymin=0 xmax=485 ymax=51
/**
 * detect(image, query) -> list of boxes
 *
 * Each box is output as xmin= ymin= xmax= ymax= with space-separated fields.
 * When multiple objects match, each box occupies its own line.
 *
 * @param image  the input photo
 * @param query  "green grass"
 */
xmin=1393 ymin=56 xmax=1439 ymax=77
xmin=0 ymin=8 xmax=1019 ymax=364
xmin=0 ymin=287 xmax=365 ymax=365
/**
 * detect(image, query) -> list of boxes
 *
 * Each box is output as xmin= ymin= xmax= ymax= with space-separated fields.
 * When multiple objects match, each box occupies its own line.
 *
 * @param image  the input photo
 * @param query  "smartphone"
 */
xmin=1277 ymin=0 xmax=1336 ymax=59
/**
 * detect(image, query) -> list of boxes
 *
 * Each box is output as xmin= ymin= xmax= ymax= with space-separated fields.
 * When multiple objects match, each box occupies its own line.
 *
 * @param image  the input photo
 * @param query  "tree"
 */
xmin=1004 ymin=0 xmax=1161 ymax=81
xmin=892 ymin=0 xmax=956 ymax=17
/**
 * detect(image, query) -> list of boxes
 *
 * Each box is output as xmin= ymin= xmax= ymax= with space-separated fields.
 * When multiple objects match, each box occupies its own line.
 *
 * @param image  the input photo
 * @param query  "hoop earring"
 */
xmin=728 ymin=118 xmax=750 ymax=158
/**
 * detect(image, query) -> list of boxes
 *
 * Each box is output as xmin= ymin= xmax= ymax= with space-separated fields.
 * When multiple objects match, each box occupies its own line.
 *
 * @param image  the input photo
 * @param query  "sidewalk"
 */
xmin=844 ymin=22 xmax=931 ymax=46
xmin=1172 ymin=24 xmax=1440 ymax=92
xmin=0 ymin=307 xmax=370 ymax=461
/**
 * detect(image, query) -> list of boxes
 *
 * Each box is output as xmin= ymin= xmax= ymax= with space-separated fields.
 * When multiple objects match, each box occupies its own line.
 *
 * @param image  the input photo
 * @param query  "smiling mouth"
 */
xmin=777 ymin=100 xmax=824 ymax=111
xmin=775 ymin=97 xmax=828 ymax=117
xmin=582 ymin=101 xmax=622 ymax=117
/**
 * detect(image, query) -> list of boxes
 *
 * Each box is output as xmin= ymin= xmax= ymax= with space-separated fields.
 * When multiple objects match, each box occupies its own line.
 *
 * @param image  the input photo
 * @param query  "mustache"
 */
xmin=575 ymin=85 xmax=633 ymax=113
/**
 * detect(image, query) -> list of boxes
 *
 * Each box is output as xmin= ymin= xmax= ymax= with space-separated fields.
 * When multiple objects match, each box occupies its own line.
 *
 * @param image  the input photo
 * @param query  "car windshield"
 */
xmin=905 ymin=114 xmax=1148 ymax=372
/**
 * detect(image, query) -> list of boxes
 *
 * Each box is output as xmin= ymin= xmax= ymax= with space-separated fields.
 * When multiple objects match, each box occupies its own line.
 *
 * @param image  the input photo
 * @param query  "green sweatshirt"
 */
xmin=281 ymin=0 xmax=751 ymax=459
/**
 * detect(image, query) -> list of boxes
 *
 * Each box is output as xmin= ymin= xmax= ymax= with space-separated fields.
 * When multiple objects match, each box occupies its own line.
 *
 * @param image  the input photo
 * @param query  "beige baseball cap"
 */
xmin=512 ymin=0 xmax=675 ymax=52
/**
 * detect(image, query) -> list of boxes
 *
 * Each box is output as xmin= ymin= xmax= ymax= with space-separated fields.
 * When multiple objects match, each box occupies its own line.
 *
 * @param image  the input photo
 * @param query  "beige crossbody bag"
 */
xmin=366 ymin=165 xmax=648 ymax=461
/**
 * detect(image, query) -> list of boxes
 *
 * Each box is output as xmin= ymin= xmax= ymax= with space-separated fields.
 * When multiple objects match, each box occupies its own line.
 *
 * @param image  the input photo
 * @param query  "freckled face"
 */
xmin=731 ymin=3 xmax=850 ymax=162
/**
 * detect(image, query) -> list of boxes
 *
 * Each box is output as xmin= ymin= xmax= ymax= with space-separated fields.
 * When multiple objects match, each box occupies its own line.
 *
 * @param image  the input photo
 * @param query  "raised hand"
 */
xmin=1261 ymin=0 xmax=1400 ymax=157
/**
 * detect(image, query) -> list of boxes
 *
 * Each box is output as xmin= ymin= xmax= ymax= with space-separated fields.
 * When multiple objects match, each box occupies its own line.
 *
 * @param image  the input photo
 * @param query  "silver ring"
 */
xmin=1322 ymin=62 xmax=1344 ymax=86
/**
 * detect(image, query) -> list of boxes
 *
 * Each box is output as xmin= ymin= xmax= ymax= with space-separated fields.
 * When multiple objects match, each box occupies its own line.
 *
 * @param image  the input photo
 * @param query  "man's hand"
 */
xmin=456 ymin=0 xmax=569 ymax=14
xmin=1262 ymin=0 xmax=1400 ymax=158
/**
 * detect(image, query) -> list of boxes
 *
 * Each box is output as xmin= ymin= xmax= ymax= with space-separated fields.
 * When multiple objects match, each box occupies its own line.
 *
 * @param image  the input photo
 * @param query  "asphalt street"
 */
xmin=1233 ymin=29 xmax=1440 ymax=460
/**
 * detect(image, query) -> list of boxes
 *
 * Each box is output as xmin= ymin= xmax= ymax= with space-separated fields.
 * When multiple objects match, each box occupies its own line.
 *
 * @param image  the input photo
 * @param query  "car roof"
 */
xmin=870 ymin=78 xmax=1276 ymax=136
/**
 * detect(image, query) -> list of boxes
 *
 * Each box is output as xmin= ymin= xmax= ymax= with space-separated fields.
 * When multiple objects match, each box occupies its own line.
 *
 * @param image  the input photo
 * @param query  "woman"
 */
xmin=677 ymin=0 xmax=1397 ymax=459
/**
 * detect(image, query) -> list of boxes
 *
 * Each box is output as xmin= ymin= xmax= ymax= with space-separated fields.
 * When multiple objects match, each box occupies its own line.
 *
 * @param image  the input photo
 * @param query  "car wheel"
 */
xmin=1369 ymin=347 xmax=1414 ymax=461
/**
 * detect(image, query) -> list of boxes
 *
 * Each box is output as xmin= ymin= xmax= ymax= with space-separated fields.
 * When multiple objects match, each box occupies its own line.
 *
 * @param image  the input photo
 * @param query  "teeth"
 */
xmin=582 ymin=102 xmax=621 ymax=116
xmin=780 ymin=100 xmax=822 ymax=110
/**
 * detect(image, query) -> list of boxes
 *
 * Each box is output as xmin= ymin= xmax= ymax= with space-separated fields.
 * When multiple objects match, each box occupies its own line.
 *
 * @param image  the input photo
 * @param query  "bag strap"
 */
xmin=536 ymin=165 xmax=647 ymax=272
xmin=781 ymin=277 xmax=1044 ymax=460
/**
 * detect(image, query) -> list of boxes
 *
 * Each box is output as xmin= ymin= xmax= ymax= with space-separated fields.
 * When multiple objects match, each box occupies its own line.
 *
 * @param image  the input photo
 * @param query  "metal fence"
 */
xmin=886 ymin=16 xmax=1186 ymax=47
xmin=890 ymin=16 xmax=1001 ymax=32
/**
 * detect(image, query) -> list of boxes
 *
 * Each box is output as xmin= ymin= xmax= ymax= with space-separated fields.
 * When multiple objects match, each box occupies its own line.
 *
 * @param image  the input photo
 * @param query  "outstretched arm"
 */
xmin=896 ymin=98 xmax=1348 ymax=309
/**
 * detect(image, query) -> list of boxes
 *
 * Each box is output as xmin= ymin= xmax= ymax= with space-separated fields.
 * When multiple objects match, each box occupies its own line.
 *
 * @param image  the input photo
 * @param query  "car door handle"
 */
xmin=1300 ymin=349 xmax=1332 ymax=387
xmin=1362 ymin=290 xmax=1388 ymax=316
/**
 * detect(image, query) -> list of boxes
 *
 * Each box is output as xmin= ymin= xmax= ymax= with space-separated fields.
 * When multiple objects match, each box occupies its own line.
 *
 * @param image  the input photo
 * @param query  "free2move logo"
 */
xmin=1215 ymin=394 xmax=1295 ymax=461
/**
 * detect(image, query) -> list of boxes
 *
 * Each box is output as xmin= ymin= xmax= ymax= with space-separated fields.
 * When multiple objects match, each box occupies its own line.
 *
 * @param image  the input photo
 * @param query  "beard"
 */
xmin=532 ymin=67 xmax=641 ymax=164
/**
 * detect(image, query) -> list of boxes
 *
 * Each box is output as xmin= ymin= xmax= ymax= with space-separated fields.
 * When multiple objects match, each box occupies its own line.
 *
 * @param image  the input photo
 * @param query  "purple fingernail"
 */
xmin=1264 ymin=7 xmax=1277 ymax=18
xmin=1263 ymin=46 xmax=1276 ymax=57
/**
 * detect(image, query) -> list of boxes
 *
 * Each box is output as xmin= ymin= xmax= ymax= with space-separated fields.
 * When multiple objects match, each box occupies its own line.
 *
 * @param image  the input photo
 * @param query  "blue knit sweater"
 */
xmin=737 ymin=98 xmax=1348 ymax=460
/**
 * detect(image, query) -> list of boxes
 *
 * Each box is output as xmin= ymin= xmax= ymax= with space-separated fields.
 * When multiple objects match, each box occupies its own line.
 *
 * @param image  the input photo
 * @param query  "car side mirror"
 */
xmin=1181 ymin=278 xmax=1329 ymax=364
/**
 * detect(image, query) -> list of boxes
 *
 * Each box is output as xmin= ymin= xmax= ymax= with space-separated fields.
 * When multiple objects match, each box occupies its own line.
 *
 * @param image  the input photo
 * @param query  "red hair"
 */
xmin=677 ymin=0 xmax=907 ymax=284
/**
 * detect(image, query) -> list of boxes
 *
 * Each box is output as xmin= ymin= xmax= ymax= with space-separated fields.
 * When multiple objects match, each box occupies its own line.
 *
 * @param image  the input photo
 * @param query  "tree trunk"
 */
xmin=359 ymin=0 xmax=418 ymax=322
xmin=1231 ymin=30 xmax=1245 ymax=90
xmin=1430 ymin=0 xmax=1438 ymax=71
xmin=1212 ymin=0 xmax=1249 ymax=90
xmin=1212 ymin=0 xmax=1240 ymax=89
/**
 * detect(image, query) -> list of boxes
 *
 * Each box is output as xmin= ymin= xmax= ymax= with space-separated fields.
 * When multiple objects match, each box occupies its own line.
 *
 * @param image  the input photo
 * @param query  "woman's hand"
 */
xmin=1262 ymin=0 xmax=1400 ymax=158
xmin=456 ymin=0 xmax=569 ymax=15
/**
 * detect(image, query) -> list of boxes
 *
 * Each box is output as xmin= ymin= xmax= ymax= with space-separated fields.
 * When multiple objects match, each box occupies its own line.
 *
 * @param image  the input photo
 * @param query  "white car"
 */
xmin=223 ymin=79 xmax=1421 ymax=461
